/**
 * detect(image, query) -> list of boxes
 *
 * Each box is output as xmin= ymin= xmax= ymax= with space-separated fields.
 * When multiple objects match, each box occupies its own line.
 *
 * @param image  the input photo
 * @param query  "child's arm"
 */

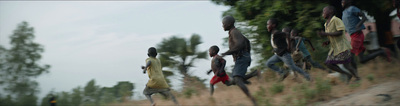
xmin=141 ymin=61 xmax=151 ymax=74
xmin=304 ymin=38 xmax=315 ymax=51
xmin=295 ymin=37 xmax=302 ymax=51
xmin=207 ymin=69 xmax=213 ymax=75
xmin=356 ymin=11 xmax=367 ymax=31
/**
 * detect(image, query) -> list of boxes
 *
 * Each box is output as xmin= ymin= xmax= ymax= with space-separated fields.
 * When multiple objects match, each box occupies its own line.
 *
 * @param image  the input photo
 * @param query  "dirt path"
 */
xmin=319 ymin=80 xmax=400 ymax=106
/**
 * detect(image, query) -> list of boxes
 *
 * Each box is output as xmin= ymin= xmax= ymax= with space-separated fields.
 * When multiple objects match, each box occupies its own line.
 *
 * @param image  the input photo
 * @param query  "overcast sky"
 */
xmin=0 ymin=1 xmax=263 ymax=100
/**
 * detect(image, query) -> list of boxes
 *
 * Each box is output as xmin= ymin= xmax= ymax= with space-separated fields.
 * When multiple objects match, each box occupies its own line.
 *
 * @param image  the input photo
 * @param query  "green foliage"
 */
xmin=367 ymin=74 xmax=374 ymax=82
xmin=315 ymin=78 xmax=332 ymax=97
xmin=113 ymin=81 xmax=134 ymax=102
xmin=183 ymin=87 xmax=198 ymax=98
xmin=0 ymin=21 xmax=50 ymax=106
xmin=293 ymin=78 xmax=331 ymax=102
xmin=0 ymin=95 xmax=16 ymax=106
xmin=214 ymin=0 xmax=397 ymax=63
xmin=83 ymin=79 xmax=100 ymax=105
xmin=349 ymin=83 xmax=361 ymax=89
xmin=71 ymin=87 xmax=83 ymax=106
xmin=292 ymin=98 xmax=307 ymax=106
xmin=157 ymin=34 xmax=207 ymax=87
xmin=41 ymin=80 xmax=135 ymax=106
xmin=253 ymin=86 xmax=272 ymax=106
xmin=212 ymin=0 xmax=331 ymax=65
xmin=270 ymin=83 xmax=284 ymax=95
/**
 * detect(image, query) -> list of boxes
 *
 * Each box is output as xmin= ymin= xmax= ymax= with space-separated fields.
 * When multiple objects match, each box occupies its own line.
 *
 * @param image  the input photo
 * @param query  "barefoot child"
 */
xmin=318 ymin=6 xmax=360 ymax=83
xmin=141 ymin=47 xmax=179 ymax=106
xmin=207 ymin=45 xmax=230 ymax=96
xmin=207 ymin=45 xmax=259 ymax=95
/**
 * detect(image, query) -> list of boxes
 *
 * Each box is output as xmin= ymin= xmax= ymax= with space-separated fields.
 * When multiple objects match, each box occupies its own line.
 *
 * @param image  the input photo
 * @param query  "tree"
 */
xmin=113 ymin=81 xmax=134 ymax=102
xmin=157 ymin=34 xmax=208 ymax=87
xmin=212 ymin=0 xmax=332 ymax=65
xmin=212 ymin=0 xmax=398 ymax=64
xmin=0 ymin=21 xmax=50 ymax=106
xmin=83 ymin=79 xmax=100 ymax=106
xmin=70 ymin=86 xmax=83 ymax=106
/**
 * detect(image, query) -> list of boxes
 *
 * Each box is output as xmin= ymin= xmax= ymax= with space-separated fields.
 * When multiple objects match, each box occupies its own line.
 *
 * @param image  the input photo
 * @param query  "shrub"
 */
xmin=367 ymin=74 xmax=374 ymax=82
xmin=270 ymin=83 xmax=284 ymax=95
xmin=183 ymin=87 xmax=197 ymax=98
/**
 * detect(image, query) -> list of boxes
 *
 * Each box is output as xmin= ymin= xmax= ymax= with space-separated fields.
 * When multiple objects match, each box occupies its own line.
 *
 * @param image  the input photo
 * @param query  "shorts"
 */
xmin=143 ymin=86 xmax=170 ymax=95
xmin=232 ymin=52 xmax=251 ymax=77
xmin=350 ymin=31 xmax=366 ymax=55
xmin=325 ymin=50 xmax=352 ymax=64
xmin=210 ymin=75 xmax=230 ymax=85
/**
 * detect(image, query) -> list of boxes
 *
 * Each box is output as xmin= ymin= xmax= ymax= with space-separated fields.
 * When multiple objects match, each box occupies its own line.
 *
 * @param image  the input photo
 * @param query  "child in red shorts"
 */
xmin=207 ymin=45 xmax=230 ymax=96
xmin=207 ymin=45 xmax=261 ymax=96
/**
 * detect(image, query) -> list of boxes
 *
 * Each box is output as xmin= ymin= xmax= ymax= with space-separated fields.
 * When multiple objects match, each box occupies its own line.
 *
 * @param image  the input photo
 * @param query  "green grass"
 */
xmin=270 ymin=83 xmax=284 ymax=95
xmin=366 ymin=74 xmax=374 ymax=82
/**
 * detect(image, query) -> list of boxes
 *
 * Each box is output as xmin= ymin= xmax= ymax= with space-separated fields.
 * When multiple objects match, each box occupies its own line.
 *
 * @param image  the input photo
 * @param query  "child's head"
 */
xmin=209 ymin=45 xmax=219 ymax=57
xmin=147 ymin=47 xmax=157 ymax=57
xmin=341 ymin=0 xmax=352 ymax=8
xmin=322 ymin=6 xmax=335 ymax=19
xmin=222 ymin=16 xmax=235 ymax=31
xmin=282 ymin=27 xmax=291 ymax=35
xmin=290 ymin=29 xmax=299 ymax=37
xmin=267 ymin=18 xmax=278 ymax=32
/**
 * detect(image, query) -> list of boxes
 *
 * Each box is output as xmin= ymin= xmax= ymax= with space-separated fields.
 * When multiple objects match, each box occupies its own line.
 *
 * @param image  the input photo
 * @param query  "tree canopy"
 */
xmin=0 ymin=21 xmax=50 ymax=106
xmin=212 ymin=0 xmax=397 ymax=65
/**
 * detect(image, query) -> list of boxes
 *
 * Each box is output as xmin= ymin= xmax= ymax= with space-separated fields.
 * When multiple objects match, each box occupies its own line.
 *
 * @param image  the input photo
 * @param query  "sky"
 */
xmin=0 ymin=1 xmax=261 ymax=100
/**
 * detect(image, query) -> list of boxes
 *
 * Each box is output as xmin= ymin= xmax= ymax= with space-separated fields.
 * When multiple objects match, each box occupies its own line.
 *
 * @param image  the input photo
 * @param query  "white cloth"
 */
xmin=364 ymin=32 xmax=380 ymax=50
xmin=270 ymin=34 xmax=278 ymax=49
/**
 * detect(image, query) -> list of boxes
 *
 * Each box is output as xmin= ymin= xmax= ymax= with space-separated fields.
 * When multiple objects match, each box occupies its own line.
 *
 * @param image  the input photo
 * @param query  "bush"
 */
xmin=293 ymin=98 xmax=307 ymax=106
xmin=270 ymin=83 xmax=284 ymax=95
xmin=315 ymin=78 xmax=332 ymax=96
xmin=183 ymin=87 xmax=197 ymax=98
xmin=367 ymin=74 xmax=374 ymax=82
xmin=349 ymin=83 xmax=360 ymax=88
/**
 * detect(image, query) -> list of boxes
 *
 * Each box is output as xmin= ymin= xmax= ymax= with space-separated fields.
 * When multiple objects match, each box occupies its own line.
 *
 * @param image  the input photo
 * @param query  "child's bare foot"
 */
xmin=151 ymin=103 xmax=156 ymax=106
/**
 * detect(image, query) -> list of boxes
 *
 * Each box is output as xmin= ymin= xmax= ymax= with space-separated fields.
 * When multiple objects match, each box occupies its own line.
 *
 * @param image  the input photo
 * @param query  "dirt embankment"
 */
xmin=116 ymin=59 xmax=400 ymax=106
xmin=319 ymin=81 xmax=400 ymax=106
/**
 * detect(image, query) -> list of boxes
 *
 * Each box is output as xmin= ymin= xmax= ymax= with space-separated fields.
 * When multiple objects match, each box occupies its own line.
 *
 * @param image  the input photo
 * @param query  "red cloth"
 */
xmin=350 ymin=31 xmax=366 ymax=55
xmin=210 ymin=75 xmax=229 ymax=85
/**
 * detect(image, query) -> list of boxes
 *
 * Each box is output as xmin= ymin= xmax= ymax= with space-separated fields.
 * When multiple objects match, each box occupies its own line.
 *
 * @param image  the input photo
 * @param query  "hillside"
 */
xmin=115 ymin=58 xmax=400 ymax=106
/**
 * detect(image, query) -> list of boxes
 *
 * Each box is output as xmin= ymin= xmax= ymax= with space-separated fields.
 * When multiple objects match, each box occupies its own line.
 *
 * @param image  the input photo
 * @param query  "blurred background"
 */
xmin=1 ymin=0 xmax=399 ymax=106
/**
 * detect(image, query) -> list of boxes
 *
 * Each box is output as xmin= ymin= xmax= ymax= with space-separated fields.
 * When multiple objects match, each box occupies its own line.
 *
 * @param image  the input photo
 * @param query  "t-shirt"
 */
xmin=145 ymin=57 xmax=169 ymax=89
xmin=342 ymin=6 xmax=365 ymax=35
xmin=324 ymin=16 xmax=352 ymax=56
xmin=295 ymin=38 xmax=311 ymax=57
xmin=364 ymin=31 xmax=380 ymax=50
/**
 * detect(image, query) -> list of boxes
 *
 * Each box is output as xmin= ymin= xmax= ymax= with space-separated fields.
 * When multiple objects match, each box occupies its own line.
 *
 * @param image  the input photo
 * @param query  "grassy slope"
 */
xmin=115 ymin=58 xmax=400 ymax=106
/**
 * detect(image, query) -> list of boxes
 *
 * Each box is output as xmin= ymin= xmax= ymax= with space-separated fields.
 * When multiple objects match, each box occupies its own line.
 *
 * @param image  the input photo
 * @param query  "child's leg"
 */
xmin=280 ymin=53 xmax=311 ymax=81
xmin=343 ymin=63 xmax=360 ymax=81
xmin=243 ymin=69 xmax=260 ymax=80
xmin=325 ymin=63 xmax=353 ymax=83
xmin=305 ymin=56 xmax=326 ymax=70
xmin=233 ymin=76 xmax=258 ymax=106
xmin=210 ymin=84 xmax=215 ymax=96
xmin=351 ymin=53 xmax=358 ymax=70
xmin=143 ymin=87 xmax=155 ymax=105
xmin=145 ymin=94 xmax=154 ymax=105
xmin=161 ymin=91 xmax=179 ymax=105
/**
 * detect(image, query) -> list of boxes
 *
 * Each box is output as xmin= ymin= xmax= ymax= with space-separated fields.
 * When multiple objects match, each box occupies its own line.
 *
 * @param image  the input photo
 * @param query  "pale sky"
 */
xmin=0 ymin=1 xmax=261 ymax=100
